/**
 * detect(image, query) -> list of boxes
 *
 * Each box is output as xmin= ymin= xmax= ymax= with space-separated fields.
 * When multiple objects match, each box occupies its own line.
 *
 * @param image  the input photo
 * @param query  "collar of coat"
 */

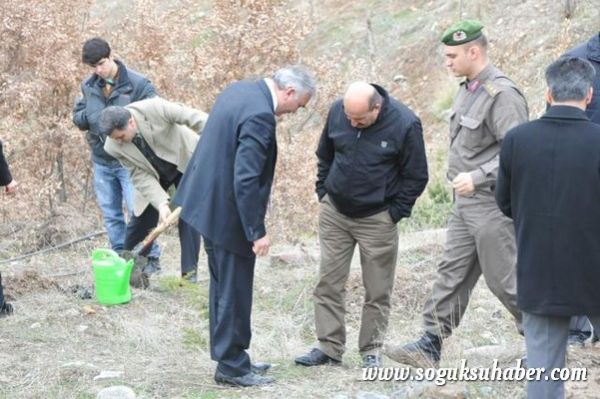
xmin=88 ymin=59 xmax=130 ymax=89
xmin=542 ymin=105 xmax=590 ymax=121
xmin=369 ymin=83 xmax=389 ymax=126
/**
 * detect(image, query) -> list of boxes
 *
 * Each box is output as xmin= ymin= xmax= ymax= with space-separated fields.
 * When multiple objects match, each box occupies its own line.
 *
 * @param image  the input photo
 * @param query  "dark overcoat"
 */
xmin=496 ymin=105 xmax=600 ymax=316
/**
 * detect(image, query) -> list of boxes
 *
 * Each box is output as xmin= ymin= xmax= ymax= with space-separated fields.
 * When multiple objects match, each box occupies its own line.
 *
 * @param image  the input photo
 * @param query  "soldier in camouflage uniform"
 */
xmin=385 ymin=20 xmax=528 ymax=367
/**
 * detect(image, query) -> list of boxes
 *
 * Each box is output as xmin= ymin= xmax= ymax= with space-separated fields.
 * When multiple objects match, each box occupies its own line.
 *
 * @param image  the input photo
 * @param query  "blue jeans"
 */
xmin=93 ymin=162 xmax=160 ymax=258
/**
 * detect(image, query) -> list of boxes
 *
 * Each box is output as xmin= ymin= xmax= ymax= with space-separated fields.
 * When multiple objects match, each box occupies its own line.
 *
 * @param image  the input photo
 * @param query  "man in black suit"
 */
xmin=496 ymin=56 xmax=600 ymax=399
xmin=174 ymin=66 xmax=316 ymax=387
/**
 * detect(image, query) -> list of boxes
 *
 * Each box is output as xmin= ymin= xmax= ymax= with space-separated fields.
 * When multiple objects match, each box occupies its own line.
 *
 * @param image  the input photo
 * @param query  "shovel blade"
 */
xmin=121 ymin=250 xmax=149 ymax=289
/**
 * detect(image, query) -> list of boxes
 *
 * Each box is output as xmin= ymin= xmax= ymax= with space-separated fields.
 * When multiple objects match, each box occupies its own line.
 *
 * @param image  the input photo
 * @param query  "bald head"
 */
xmin=343 ymin=82 xmax=383 ymax=128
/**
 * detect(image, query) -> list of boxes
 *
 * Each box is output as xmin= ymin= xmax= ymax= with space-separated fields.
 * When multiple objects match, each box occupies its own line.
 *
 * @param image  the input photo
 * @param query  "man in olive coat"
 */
xmin=496 ymin=56 xmax=600 ymax=399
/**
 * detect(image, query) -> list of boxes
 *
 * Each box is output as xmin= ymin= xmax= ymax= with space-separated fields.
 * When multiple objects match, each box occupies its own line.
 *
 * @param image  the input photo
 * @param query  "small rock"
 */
xmin=77 ymin=325 xmax=88 ymax=332
xmin=269 ymin=245 xmax=313 ymax=267
xmin=357 ymin=391 xmax=389 ymax=399
xmin=97 ymin=386 xmax=136 ymax=399
xmin=30 ymin=322 xmax=41 ymax=329
xmin=393 ymin=74 xmax=407 ymax=82
xmin=93 ymin=370 xmax=124 ymax=380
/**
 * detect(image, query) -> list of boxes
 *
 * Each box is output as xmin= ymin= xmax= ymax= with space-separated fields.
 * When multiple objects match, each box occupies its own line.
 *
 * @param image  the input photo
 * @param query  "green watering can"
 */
xmin=91 ymin=248 xmax=134 ymax=305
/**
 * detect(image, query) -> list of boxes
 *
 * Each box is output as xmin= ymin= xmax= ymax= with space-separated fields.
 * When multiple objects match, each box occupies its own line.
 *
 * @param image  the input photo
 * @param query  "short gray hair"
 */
xmin=546 ymin=56 xmax=596 ymax=102
xmin=273 ymin=65 xmax=316 ymax=97
xmin=98 ymin=106 xmax=131 ymax=138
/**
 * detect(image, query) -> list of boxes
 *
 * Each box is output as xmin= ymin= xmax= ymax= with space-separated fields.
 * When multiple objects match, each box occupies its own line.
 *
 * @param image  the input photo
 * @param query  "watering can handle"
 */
xmin=134 ymin=207 xmax=182 ymax=256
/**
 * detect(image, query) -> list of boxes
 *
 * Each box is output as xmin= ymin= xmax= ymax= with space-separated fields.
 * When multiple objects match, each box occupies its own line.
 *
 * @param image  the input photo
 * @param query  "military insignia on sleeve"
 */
xmin=452 ymin=30 xmax=467 ymax=42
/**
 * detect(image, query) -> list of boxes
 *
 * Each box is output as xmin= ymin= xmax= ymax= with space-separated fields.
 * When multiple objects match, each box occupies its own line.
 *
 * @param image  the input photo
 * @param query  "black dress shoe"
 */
xmin=214 ymin=369 xmax=275 ymax=387
xmin=295 ymin=348 xmax=341 ymax=366
xmin=251 ymin=362 xmax=271 ymax=375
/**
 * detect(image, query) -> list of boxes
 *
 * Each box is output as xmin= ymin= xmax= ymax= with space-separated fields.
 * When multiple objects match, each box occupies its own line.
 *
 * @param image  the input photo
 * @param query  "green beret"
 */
xmin=441 ymin=20 xmax=484 ymax=46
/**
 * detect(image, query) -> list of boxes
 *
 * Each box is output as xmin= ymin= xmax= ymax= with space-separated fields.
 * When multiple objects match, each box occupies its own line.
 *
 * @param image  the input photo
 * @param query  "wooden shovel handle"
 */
xmin=137 ymin=206 xmax=182 ymax=253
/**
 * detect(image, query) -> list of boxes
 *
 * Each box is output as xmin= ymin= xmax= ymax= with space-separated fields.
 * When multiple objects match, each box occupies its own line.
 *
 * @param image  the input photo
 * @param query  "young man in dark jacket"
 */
xmin=72 ymin=37 xmax=160 ymax=273
xmin=0 ymin=140 xmax=17 ymax=317
xmin=496 ymin=56 xmax=600 ymax=399
xmin=295 ymin=82 xmax=428 ymax=368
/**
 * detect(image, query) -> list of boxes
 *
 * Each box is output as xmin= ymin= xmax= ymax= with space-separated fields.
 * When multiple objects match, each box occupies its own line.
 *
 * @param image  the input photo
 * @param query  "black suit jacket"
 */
xmin=496 ymin=105 xmax=600 ymax=316
xmin=174 ymin=80 xmax=276 ymax=257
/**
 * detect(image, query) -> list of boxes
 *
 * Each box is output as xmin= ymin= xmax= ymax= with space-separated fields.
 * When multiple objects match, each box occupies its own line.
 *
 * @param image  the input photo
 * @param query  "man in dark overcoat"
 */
xmin=173 ymin=66 xmax=316 ymax=387
xmin=496 ymin=56 xmax=600 ymax=399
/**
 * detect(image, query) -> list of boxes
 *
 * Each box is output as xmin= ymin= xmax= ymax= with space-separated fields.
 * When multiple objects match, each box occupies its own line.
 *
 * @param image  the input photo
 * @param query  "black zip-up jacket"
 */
xmin=316 ymin=84 xmax=428 ymax=222
xmin=73 ymin=59 xmax=157 ymax=166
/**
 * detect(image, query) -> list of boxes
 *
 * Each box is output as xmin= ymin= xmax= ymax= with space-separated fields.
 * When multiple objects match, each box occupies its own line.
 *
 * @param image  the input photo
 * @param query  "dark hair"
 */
xmin=98 ymin=106 xmax=131 ymax=138
xmin=546 ymin=56 xmax=596 ymax=102
xmin=82 ymin=37 xmax=111 ymax=66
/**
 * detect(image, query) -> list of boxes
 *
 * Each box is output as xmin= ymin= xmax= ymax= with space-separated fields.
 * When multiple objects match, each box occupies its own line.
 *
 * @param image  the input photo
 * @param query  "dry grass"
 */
xmin=1 ymin=229 xmax=598 ymax=398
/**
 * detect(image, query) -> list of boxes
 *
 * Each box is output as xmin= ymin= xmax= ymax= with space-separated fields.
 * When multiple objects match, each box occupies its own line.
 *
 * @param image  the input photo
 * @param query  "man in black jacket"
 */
xmin=0 ymin=140 xmax=17 ymax=317
xmin=73 ymin=37 xmax=160 ymax=273
xmin=496 ymin=56 xmax=600 ymax=399
xmin=561 ymin=32 xmax=600 ymax=346
xmin=295 ymin=82 xmax=428 ymax=368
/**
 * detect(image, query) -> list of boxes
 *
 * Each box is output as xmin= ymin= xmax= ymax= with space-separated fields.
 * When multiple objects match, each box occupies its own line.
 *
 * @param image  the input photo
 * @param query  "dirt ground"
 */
xmin=1 ymin=229 xmax=599 ymax=399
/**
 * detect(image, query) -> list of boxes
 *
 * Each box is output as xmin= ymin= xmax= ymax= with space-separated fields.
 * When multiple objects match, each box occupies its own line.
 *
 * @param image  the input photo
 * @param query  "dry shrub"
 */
xmin=0 ymin=0 xmax=326 ymax=251
xmin=3 ymin=0 xmax=593 ymax=253
xmin=0 ymin=0 xmax=96 ymax=248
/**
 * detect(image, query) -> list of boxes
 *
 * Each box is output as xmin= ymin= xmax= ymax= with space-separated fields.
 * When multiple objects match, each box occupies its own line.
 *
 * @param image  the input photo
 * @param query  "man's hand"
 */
xmin=452 ymin=172 xmax=475 ymax=196
xmin=4 ymin=180 xmax=17 ymax=194
xmin=158 ymin=202 xmax=172 ymax=224
xmin=253 ymin=235 xmax=270 ymax=257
